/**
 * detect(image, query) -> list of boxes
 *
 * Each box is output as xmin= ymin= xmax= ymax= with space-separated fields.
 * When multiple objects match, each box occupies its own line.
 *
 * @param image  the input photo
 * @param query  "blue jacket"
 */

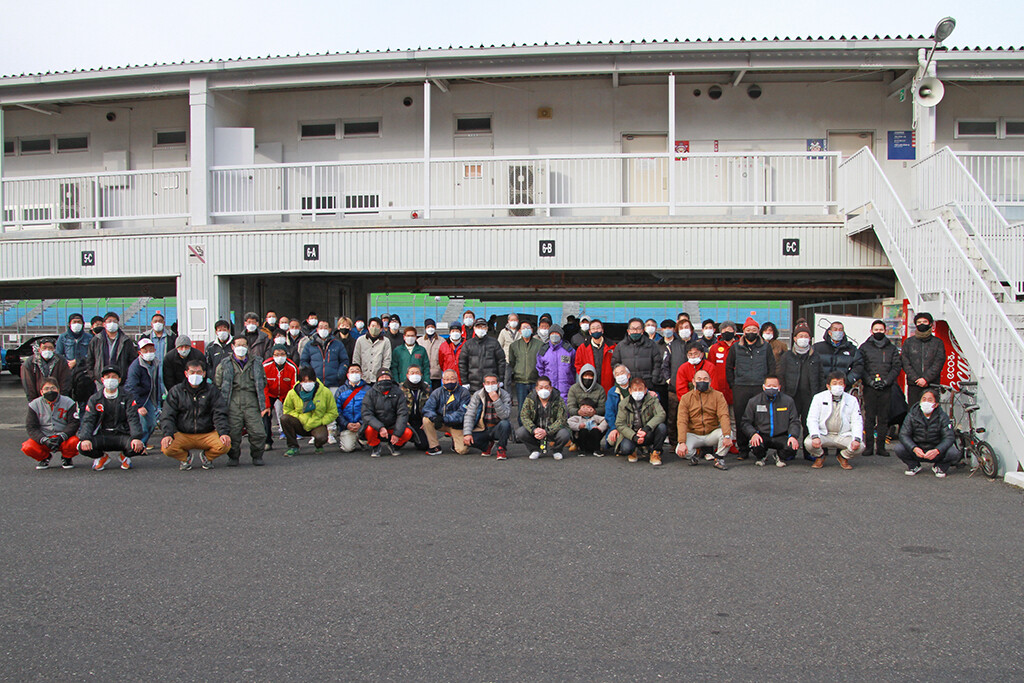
xmin=335 ymin=380 xmax=369 ymax=425
xmin=56 ymin=329 xmax=92 ymax=363
xmin=125 ymin=357 xmax=159 ymax=406
xmin=605 ymin=385 xmax=629 ymax=427
xmin=423 ymin=384 xmax=472 ymax=427
xmin=536 ymin=341 xmax=576 ymax=396
xmin=300 ymin=336 xmax=350 ymax=388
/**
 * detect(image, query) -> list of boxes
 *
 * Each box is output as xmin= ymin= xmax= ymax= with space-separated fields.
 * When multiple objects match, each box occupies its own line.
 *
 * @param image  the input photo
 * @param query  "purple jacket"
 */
xmin=536 ymin=341 xmax=576 ymax=396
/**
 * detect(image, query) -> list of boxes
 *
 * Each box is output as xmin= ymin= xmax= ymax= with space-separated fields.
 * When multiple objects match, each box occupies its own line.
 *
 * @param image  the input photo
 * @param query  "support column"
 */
xmin=667 ymin=73 xmax=676 ymax=216
xmin=423 ymin=80 xmax=431 ymax=219
xmin=0 ymin=106 xmax=5 ymax=233
xmin=914 ymin=49 xmax=938 ymax=157
xmin=189 ymin=77 xmax=213 ymax=227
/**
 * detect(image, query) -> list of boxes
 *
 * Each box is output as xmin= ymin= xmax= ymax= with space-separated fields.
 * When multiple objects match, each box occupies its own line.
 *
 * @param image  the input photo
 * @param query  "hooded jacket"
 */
xmin=164 ymin=346 xmax=208 ymax=391
xmin=300 ymin=334 xmax=350 ymax=388
xmin=361 ymin=378 xmax=409 ymax=435
xmin=535 ymin=330 xmax=576 ymax=397
xmin=439 ymin=338 xmax=466 ymax=383
xmin=566 ymin=363 xmax=606 ymax=415
xmin=573 ymin=339 xmax=615 ymax=391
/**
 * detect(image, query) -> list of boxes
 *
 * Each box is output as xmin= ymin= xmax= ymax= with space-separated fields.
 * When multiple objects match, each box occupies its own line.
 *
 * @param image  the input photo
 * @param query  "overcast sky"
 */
xmin=2 ymin=0 xmax=1020 ymax=77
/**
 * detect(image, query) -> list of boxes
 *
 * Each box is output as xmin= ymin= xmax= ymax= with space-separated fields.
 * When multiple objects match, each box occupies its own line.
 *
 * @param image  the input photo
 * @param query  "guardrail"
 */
xmin=956 ymin=152 xmax=1024 ymax=207
xmin=1 ymin=168 xmax=190 ymax=231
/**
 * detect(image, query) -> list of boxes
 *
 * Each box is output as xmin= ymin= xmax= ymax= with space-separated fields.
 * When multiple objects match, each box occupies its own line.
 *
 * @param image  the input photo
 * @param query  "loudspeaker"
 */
xmin=914 ymin=77 xmax=945 ymax=107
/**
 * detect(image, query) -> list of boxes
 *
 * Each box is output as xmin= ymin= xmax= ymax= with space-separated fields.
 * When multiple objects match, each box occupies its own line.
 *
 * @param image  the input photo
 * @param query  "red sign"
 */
xmin=902 ymin=300 xmax=970 ymax=390
xmin=674 ymin=140 xmax=689 ymax=161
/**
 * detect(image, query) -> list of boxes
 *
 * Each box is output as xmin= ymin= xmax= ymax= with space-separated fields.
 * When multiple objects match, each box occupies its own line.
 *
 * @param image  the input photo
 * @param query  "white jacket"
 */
xmin=806 ymin=390 xmax=863 ymax=441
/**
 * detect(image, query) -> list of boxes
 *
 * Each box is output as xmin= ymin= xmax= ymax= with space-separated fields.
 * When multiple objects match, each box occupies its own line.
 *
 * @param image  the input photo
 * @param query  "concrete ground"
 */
xmin=1 ymin=376 xmax=1022 ymax=682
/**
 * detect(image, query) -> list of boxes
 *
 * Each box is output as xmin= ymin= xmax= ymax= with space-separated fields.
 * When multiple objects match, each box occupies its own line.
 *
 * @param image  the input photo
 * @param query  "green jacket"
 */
xmin=615 ymin=392 xmax=666 ymax=441
xmin=506 ymin=336 xmax=545 ymax=385
xmin=283 ymin=380 xmax=339 ymax=431
xmin=391 ymin=343 xmax=431 ymax=384
xmin=520 ymin=388 xmax=568 ymax=433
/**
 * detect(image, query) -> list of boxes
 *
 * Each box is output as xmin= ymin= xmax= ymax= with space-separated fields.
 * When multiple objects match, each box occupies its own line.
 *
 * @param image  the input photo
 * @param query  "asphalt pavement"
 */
xmin=1 ymin=376 xmax=1022 ymax=682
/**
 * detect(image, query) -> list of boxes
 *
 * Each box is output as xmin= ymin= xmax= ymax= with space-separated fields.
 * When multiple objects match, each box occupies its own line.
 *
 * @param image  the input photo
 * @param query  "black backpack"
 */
xmin=71 ymin=365 xmax=95 ymax=404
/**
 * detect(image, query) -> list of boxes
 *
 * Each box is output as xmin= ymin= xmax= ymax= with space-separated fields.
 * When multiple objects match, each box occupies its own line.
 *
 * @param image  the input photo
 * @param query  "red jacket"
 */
xmin=573 ymin=340 xmax=616 ymax=391
xmin=707 ymin=340 xmax=734 ymax=404
xmin=675 ymin=358 xmax=724 ymax=400
xmin=438 ymin=340 xmax=465 ymax=383
xmin=263 ymin=358 xmax=298 ymax=409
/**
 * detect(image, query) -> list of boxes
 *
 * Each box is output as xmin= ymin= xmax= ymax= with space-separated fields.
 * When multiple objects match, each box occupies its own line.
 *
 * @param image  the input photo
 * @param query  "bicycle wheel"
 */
xmin=974 ymin=441 xmax=999 ymax=479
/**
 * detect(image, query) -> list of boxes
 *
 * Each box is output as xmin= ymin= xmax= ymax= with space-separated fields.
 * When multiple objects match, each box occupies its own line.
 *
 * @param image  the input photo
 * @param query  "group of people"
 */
xmin=19 ymin=306 xmax=960 ymax=478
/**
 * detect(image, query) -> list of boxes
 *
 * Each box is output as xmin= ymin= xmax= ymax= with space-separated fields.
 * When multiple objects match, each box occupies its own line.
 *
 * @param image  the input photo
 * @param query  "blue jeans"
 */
xmin=138 ymin=398 xmax=159 ymax=443
xmin=515 ymin=383 xmax=534 ymax=424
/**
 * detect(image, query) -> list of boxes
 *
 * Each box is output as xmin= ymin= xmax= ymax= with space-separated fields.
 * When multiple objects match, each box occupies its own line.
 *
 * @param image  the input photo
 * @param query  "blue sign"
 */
xmin=888 ymin=130 xmax=916 ymax=160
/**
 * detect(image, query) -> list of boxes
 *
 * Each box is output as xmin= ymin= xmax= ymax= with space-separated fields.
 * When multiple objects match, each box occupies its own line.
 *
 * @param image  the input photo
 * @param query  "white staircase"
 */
xmin=14 ymin=299 xmax=58 ymax=328
xmin=122 ymin=297 xmax=153 ymax=325
xmin=439 ymin=298 xmax=466 ymax=326
xmin=839 ymin=147 xmax=1024 ymax=482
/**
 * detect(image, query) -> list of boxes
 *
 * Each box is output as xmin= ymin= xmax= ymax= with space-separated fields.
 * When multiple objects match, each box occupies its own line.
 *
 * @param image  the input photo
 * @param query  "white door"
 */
xmin=254 ymin=142 xmax=284 ymax=223
xmin=827 ymin=131 xmax=874 ymax=160
xmin=622 ymin=134 xmax=668 ymax=216
xmin=452 ymin=135 xmax=495 ymax=218
xmin=214 ymin=127 xmax=256 ymax=223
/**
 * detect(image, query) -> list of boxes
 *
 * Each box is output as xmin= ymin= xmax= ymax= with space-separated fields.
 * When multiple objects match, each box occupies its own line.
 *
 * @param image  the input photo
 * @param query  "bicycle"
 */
xmin=935 ymin=382 xmax=999 ymax=479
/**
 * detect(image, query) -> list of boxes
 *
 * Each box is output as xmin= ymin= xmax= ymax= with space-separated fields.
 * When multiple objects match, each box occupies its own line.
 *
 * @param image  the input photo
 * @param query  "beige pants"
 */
xmin=804 ymin=434 xmax=864 ymax=459
xmin=419 ymin=417 xmax=440 ymax=449
xmin=443 ymin=426 xmax=470 ymax=454
xmin=338 ymin=428 xmax=366 ymax=453
xmin=162 ymin=431 xmax=229 ymax=462
xmin=683 ymin=428 xmax=730 ymax=458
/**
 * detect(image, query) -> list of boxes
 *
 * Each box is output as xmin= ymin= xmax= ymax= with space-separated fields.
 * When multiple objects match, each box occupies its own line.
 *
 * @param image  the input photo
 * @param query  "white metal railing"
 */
xmin=209 ymin=151 xmax=840 ymax=219
xmin=1 ymin=168 xmax=189 ymax=231
xmin=956 ymin=152 xmax=1024 ymax=207
xmin=916 ymin=148 xmax=1024 ymax=298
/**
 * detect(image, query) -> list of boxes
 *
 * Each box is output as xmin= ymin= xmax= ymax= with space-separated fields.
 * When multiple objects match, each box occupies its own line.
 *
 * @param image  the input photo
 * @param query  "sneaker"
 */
xmin=774 ymin=454 xmax=787 ymax=468
xmin=35 ymin=458 xmax=51 ymax=470
xmin=594 ymin=451 xmax=605 ymax=458
xmin=371 ymin=446 xmax=381 ymax=457
xmin=383 ymin=442 xmax=396 ymax=457
xmin=284 ymin=448 xmax=299 ymax=457
xmin=314 ymin=447 xmax=324 ymax=455
xmin=119 ymin=455 xmax=132 ymax=470
xmin=736 ymin=452 xmax=749 ymax=461
xmin=252 ymin=456 xmax=265 ymax=466
xmin=687 ymin=454 xmax=700 ymax=466
xmin=577 ymin=450 xmax=587 ymax=457
xmin=226 ymin=457 xmax=240 ymax=467
xmin=308 ymin=437 xmax=316 ymax=445
xmin=426 ymin=447 xmax=443 ymax=456
xmin=199 ymin=453 xmax=213 ymax=470
xmin=837 ymin=455 xmax=853 ymax=470
xmin=552 ymin=452 xmax=563 ymax=460
xmin=905 ymin=465 xmax=922 ymax=476
xmin=327 ymin=433 xmax=337 ymax=445
xmin=704 ymin=452 xmax=715 ymax=461
xmin=650 ymin=453 xmax=662 ymax=466
xmin=755 ymin=458 xmax=766 ymax=467
xmin=278 ymin=431 xmax=285 ymax=441
xmin=528 ymin=451 xmax=541 ymax=460
xmin=179 ymin=459 xmax=192 ymax=471
xmin=61 ymin=458 xmax=75 ymax=470
xmin=496 ymin=447 xmax=507 ymax=460
xmin=934 ymin=467 xmax=947 ymax=478
xmin=714 ymin=458 xmax=729 ymax=471
xmin=627 ymin=454 xmax=638 ymax=463
xmin=481 ymin=444 xmax=493 ymax=456
xmin=264 ymin=442 xmax=274 ymax=452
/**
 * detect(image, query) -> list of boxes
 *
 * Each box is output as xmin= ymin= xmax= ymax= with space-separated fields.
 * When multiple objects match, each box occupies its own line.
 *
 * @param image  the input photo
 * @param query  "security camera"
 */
xmin=105 ymin=112 xmax=117 ymax=122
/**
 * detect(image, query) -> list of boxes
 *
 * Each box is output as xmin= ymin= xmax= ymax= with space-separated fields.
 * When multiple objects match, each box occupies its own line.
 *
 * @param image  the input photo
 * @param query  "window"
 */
xmin=955 ymin=120 xmax=998 ymax=138
xmin=20 ymin=137 xmax=52 ymax=155
xmin=155 ymin=129 xmax=187 ymax=147
xmin=1005 ymin=120 xmax=1024 ymax=137
xmin=3 ymin=139 xmax=13 ymax=156
xmin=300 ymin=122 xmax=338 ymax=140
xmin=455 ymin=116 xmax=492 ymax=135
xmin=463 ymin=163 xmax=483 ymax=179
xmin=56 ymin=135 xmax=89 ymax=152
xmin=343 ymin=120 xmax=381 ymax=138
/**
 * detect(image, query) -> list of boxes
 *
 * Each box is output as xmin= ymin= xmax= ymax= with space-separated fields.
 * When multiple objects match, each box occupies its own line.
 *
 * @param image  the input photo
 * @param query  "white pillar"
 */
xmin=667 ymin=73 xmax=676 ymax=215
xmin=0 ymin=106 xmax=5 ymax=233
xmin=189 ymin=77 xmax=212 ymax=227
xmin=423 ymin=80 xmax=431 ymax=219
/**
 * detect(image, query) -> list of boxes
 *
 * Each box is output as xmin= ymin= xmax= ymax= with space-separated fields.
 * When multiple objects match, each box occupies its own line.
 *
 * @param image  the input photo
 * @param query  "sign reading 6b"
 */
xmin=539 ymin=240 xmax=555 ymax=257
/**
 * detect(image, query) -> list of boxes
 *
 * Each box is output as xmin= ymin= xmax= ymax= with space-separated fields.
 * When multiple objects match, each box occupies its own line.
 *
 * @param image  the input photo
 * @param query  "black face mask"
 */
xmin=582 ymin=377 xmax=594 ymax=390
xmin=338 ymin=328 xmax=350 ymax=335
xmin=720 ymin=331 xmax=735 ymax=342
xmin=42 ymin=390 xmax=59 ymax=402
xmin=764 ymin=387 xmax=779 ymax=399
xmin=916 ymin=324 xmax=931 ymax=333
xmin=92 ymin=327 xmax=103 ymax=335
xmin=872 ymin=331 xmax=887 ymax=341
xmin=443 ymin=382 xmax=458 ymax=391
xmin=695 ymin=381 xmax=710 ymax=392
xmin=628 ymin=332 xmax=643 ymax=342
xmin=590 ymin=331 xmax=603 ymax=339
xmin=745 ymin=332 xmax=759 ymax=343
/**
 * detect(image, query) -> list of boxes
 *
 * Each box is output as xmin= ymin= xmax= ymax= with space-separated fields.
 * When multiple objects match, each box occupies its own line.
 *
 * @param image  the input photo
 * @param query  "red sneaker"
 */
xmin=496 ymin=447 xmax=507 ymax=460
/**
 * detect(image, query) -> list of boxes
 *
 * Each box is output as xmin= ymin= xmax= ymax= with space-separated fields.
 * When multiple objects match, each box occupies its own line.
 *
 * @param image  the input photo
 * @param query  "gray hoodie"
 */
xmin=566 ymin=363 xmax=607 ymax=415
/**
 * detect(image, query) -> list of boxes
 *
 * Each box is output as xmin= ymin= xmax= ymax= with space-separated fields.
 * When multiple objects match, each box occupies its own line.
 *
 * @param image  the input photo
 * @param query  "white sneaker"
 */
xmin=327 ymin=433 xmax=337 ymax=445
xmin=528 ymin=451 xmax=541 ymax=460
xmin=704 ymin=453 xmax=715 ymax=461
xmin=308 ymin=437 xmax=315 ymax=445
xmin=594 ymin=451 xmax=605 ymax=458
xmin=553 ymin=452 xmax=563 ymax=460
xmin=905 ymin=465 xmax=922 ymax=476
xmin=934 ymin=467 xmax=947 ymax=478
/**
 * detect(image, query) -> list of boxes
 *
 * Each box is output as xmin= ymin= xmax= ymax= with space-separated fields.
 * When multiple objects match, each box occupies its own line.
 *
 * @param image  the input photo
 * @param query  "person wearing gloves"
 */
xmin=164 ymin=336 xmax=206 ymax=393
xmin=361 ymin=368 xmax=414 ymax=457
xmin=517 ymin=376 xmax=570 ymax=460
xmin=535 ymin=324 xmax=576 ymax=398
xmin=567 ymin=396 xmax=607 ymax=457
xmin=855 ymin=320 xmax=902 ymax=456
xmin=804 ymin=371 xmax=865 ymax=469
xmin=22 ymin=377 xmax=80 ymax=470
xmin=462 ymin=374 xmax=513 ymax=459
xmin=675 ymin=369 xmax=731 ymax=471
xmin=262 ymin=344 xmax=299 ymax=450
xmin=281 ymin=366 xmax=339 ymax=457
xmin=417 ymin=319 xmax=444 ymax=390
xmin=423 ymin=369 xmax=474 ymax=454
xmin=159 ymin=360 xmax=231 ymax=470
xmin=615 ymin=376 xmax=668 ymax=466
xmin=76 ymin=365 xmax=145 ymax=471
xmin=335 ymin=364 xmax=371 ymax=453
xmin=741 ymin=375 xmax=801 ymax=467
xmin=21 ymin=337 xmax=72 ymax=400
xmin=459 ymin=318 xmax=507 ymax=393
xmin=124 ymin=339 xmax=162 ymax=443
xmin=894 ymin=388 xmax=958 ymax=478
xmin=351 ymin=317 xmax=392 ymax=384
xmin=214 ymin=336 xmax=270 ymax=466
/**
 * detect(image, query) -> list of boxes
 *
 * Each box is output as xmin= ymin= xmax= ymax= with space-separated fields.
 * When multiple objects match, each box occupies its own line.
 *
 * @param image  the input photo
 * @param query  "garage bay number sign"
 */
xmin=539 ymin=240 xmax=555 ymax=257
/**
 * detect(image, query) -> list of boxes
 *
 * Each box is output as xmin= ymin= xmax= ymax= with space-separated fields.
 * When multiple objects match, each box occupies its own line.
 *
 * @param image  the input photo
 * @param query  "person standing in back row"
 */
xmin=855 ymin=320 xmax=902 ymax=456
xmin=460 ymin=319 xmax=507 ymax=393
xmin=901 ymin=312 xmax=946 ymax=407
xmin=214 ymin=336 xmax=269 ymax=467
xmin=726 ymin=316 xmax=776 ymax=460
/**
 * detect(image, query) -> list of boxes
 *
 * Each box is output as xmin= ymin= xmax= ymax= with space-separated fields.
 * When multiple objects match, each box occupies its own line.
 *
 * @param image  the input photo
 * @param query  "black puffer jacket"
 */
xmin=361 ymin=379 xmax=409 ymax=435
xmin=856 ymin=337 xmax=902 ymax=388
xmin=160 ymin=380 xmax=230 ymax=437
xmin=812 ymin=333 xmax=859 ymax=387
xmin=901 ymin=335 xmax=945 ymax=385
xmin=725 ymin=337 xmax=776 ymax=387
xmin=899 ymin=403 xmax=955 ymax=452
xmin=777 ymin=349 xmax=823 ymax=400
xmin=611 ymin=335 xmax=662 ymax=385
xmin=458 ymin=335 xmax=507 ymax=392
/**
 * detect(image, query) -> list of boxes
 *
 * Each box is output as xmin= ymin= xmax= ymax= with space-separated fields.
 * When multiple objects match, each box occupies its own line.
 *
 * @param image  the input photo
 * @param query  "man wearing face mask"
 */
xmin=459 ymin=310 xmax=478 ymax=340
xmin=392 ymin=326 xmax=430 ymax=386
xmin=261 ymin=310 xmax=279 ymax=338
xmin=901 ymin=312 xmax=946 ymax=408
xmin=459 ymin=319 xmax=507 ymax=393
xmin=726 ymin=317 xmax=777 ymax=461
xmin=401 ymin=365 xmax=440 ymax=455
xmin=277 ymin=315 xmax=291 ymax=338
xmin=423 ymin=369 xmax=473 ymax=454
xmin=895 ymin=389 xmax=957 ymax=478
xmin=77 ymin=366 xmax=145 ymax=471
xmin=855 ymin=320 xmax=902 ymax=457
xmin=281 ymin=366 xmax=338 ymax=457
xmin=23 ymin=377 xmax=81 ymax=470
xmin=285 ymin=319 xmax=304 ymax=363
xmin=675 ymin=369 xmax=731 ymax=470
xmin=336 ymin=364 xmax=370 ymax=453
xmin=262 ymin=344 xmax=299 ymax=451
xmin=759 ymin=321 xmax=788 ymax=363
xmin=603 ymin=364 xmax=632 ymax=455
xmin=353 ymin=319 xmax=367 ymax=339
xmin=21 ymin=338 xmax=72 ymax=401
xmin=697 ymin=319 xmax=718 ymax=354
xmin=518 ymin=376 xmax=570 ymax=460
xmin=674 ymin=342 xmax=723 ymax=400
xmin=206 ymin=321 xmax=234 ymax=371
xmin=56 ymin=313 xmax=92 ymax=369
xmin=352 ymin=317 xmax=392 ymax=383
xmin=125 ymin=339 xmax=162 ymax=443
xmin=741 ymin=375 xmax=801 ymax=467
xmin=214 ymin=337 xmax=270 ymax=466
xmin=805 ymin=372 xmax=865 ymax=469
xmin=777 ymin=319 xmax=822 ymax=456
xmin=439 ymin=322 xmax=466 ymax=385
xmin=361 ymin=369 xmax=414 ymax=457
xmin=535 ymin=324 xmax=575 ymax=398
xmin=139 ymin=312 xmax=176 ymax=369
xmin=417 ymin=319 xmax=443 ymax=390
xmin=615 ymin=377 xmax=668 ymax=466
xmin=506 ymin=319 xmax=543 ymax=424
xmin=497 ymin=313 xmax=522 ymax=360
xmin=160 ymin=361 xmax=231 ymax=470
xmin=567 ymin=365 xmax=607 ymax=457
xmin=462 ymin=374 xmax=514 ymax=459
xmin=662 ymin=320 xmax=696 ymax=404
xmin=300 ymin=312 xmax=320 ymax=338
xmin=649 ymin=319 xmax=675 ymax=412
xmin=573 ymin=319 xmax=614 ymax=392
xmin=241 ymin=312 xmax=273 ymax=361
xmin=569 ymin=317 xmax=591 ymax=349
xmin=536 ymin=318 xmax=552 ymax=345
xmin=300 ymin=320 xmax=350 ymax=394
xmin=164 ymin=336 xmax=206 ymax=393
xmin=383 ymin=314 xmax=405 ymax=348
xmin=86 ymin=312 xmax=137 ymax=388
xmin=812 ymin=321 xmax=859 ymax=391
xmin=611 ymin=318 xmax=663 ymax=390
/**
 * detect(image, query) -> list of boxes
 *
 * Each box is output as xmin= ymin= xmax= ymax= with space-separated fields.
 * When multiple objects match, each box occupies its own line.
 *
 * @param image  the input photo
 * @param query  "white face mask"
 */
xmin=142 ymin=351 xmax=156 ymax=362
xmin=308 ymin=318 xmax=318 ymax=327
xmin=273 ymin=355 xmax=287 ymax=366
xmin=40 ymin=349 xmax=54 ymax=360
xmin=408 ymin=374 xmax=422 ymax=384
xmin=348 ymin=373 xmax=361 ymax=384
xmin=830 ymin=330 xmax=844 ymax=342
xmin=105 ymin=321 xmax=119 ymax=333
xmin=537 ymin=328 xmax=550 ymax=340
xmin=317 ymin=328 xmax=330 ymax=339
xmin=795 ymin=337 xmax=810 ymax=349
xmin=266 ymin=317 xmax=277 ymax=326
xmin=102 ymin=377 xmax=119 ymax=391
xmin=289 ymin=328 xmax=300 ymax=337
xmin=508 ymin=320 xmax=519 ymax=330
xmin=355 ymin=322 xmax=365 ymax=331
xmin=463 ymin=317 xmax=475 ymax=327
xmin=830 ymin=384 xmax=845 ymax=397
xmin=580 ymin=322 xmax=590 ymax=332
xmin=233 ymin=346 xmax=248 ymax=359
xmin=549 ymin=335 xmax=562 ymax=346
xmin=688 ymin=357 xmax=702 ymax=365
xmin=449 ymin=331 xmax=461 ymax=342
xmin=152 ymin=322 xmax=164 ymax=333
xmin=703 ymin=329 xmax=715 ymax=339
xmin=245 ymin=323 xmax=258 ymax=333
xmin=630 ymin=390 xmax=646 ymax=401
xmin=177 ymin=347 xmax=190 ymax=358
xmin=275 ymin=336 xmax=286 ymax=345
xmin=645 ymin=325 xmax=657 ymax=335
xmin=389 ymin=322 xmax=401 ymax=332
xmin=536 ymin=388 xmax=551 ymax=400
xmin=474 ymin=328 xmax=487 ymax=338
xmin=762 ymin=332 xmax=774 ymax=342
xmin=300 ymin=381 xmax=316 ymax=392
xmin=920 ymin=401 xmax=936 ymax=415
xmin=425 ymin=327 xmax=436 ymax=336
xmin=679 ymin=329 xmax=692 ymax=340
xmin=187 ymin=374 xmax=204 ymax=386
xmin=614 ymin=374 xmax=629 ymax=386
xmin=405 ymin=336 xmax=416 ymax=346
xmin=70 ymin=322 xmax=83 ymax=333
xmin=279 ymin=323 xmax=289 ymax=331
xmin=217 ymin=330 xmax=230 ymax=342
xmin=484 ymin=383 xmax=498 ymax=393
